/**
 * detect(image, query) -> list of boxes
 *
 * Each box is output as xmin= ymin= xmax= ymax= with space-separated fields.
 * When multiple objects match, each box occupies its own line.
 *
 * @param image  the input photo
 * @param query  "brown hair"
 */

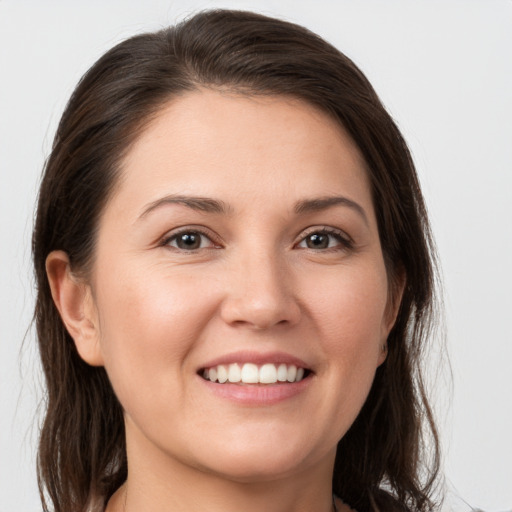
xmin=33 ymin=9 xmax=442 ymax=512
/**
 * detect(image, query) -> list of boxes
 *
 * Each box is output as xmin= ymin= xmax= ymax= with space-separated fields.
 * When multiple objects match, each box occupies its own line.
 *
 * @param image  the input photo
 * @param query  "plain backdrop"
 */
xmin=1 ymin=1 xmax=511 ymax=511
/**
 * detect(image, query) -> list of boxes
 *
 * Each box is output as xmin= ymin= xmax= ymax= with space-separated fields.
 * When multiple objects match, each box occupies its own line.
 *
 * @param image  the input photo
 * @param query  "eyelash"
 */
xmin=160 ymin=226 xmax=353 ymax=252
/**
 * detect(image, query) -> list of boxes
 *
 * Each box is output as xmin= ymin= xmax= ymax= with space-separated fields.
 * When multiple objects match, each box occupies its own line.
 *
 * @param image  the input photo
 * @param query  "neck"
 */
xmin=116 ymin=480 xmax=337 ymax=512
xmin=109 ymin=421 xmax=338 ymax=512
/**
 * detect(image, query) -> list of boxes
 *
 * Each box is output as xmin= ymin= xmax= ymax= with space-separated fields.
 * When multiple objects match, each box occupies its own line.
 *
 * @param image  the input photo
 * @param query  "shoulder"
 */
xmin=334 ymin=496 xmax=358 ymax=512
xmin=334 ymin=492 xmax=417 ymax=512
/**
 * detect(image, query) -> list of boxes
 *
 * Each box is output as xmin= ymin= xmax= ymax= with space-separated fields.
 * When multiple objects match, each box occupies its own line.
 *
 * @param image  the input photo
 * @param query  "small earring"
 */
xmin=382 ymin=341 xmax=388 ymax=353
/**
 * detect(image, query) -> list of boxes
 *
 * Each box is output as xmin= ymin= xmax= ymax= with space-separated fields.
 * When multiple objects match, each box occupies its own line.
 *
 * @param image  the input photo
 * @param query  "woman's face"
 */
xmin=83 ymin=90 xmax=397 ymax=481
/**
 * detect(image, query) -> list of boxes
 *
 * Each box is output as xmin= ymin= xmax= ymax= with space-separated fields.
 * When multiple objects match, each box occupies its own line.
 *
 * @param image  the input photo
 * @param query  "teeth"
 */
xmin=259 ymin=363 xmax=277 ymax=384
xmin=203 ymin=362 xmax=307 ymax=384
xmin=228 ymin=363 xmax=241 ymax=383
xmin=277 ymin=363 xmax=288 ymax=382
xmin=217 ymin=364 xmax=228 ymax=383
xmin=240 ymin=363 xmax=259 ymax=383
xmin=286 ymin=365 xmax=297 ymax=383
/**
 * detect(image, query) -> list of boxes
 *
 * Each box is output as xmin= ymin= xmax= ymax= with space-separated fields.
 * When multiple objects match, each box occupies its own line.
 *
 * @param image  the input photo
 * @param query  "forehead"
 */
xmin=110 ymin=90 xmax=373 ymax=219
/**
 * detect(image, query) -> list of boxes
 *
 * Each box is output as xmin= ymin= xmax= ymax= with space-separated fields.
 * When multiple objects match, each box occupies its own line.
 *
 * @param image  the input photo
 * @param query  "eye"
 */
xmin=164 ymin=229 xmax=218 ymax=251
xmin=297 ymin=229 xmax=352 ymax=250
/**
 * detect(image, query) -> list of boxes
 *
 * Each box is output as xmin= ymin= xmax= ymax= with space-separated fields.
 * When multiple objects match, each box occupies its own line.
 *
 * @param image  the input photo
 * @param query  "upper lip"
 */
xmin=198 ymin=350 xmax=312 ymax=371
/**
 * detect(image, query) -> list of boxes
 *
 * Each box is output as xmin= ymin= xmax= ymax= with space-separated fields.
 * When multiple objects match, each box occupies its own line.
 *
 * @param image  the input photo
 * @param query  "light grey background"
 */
xmin=1 ymin=1 xmax=511 ymax=511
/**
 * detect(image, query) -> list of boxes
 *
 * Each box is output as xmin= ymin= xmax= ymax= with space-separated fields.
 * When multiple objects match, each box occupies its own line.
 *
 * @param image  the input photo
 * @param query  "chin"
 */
xmin=188 ymin=436 xmax=329 ymax=483
xmin=201 ymin=457 xmax=304 ymax=483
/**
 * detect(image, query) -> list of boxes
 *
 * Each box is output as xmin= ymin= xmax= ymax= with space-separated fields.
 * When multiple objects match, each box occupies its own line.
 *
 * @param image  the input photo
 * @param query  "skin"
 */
xmin=47 ymin=90 xmax=401 ymax=512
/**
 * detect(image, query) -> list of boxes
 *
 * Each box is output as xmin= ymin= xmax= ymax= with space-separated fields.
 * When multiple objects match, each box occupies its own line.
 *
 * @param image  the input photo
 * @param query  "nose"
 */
xmin=219 ymin=251 xmax=301 ymax=330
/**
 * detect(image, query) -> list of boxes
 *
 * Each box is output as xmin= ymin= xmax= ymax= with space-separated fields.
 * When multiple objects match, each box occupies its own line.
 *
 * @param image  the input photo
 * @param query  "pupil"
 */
xmin=307 ymin=233 xmax=328 ymax=249
xmin=178 ymin=233 xmax=200 ymax=249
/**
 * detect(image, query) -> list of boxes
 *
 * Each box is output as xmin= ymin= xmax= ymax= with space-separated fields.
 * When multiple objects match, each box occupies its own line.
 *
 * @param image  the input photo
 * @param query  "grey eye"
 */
xmin=305 ymin=233 xmax=330 ymax=249
xmin=168 ymin=231 xmax=210 ymax=250
xmin=298 ymin=231 xmax=347 ymax=250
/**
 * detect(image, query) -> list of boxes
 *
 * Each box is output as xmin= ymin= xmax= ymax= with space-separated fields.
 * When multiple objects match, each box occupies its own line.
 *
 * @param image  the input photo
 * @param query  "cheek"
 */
xmin=304 ymin=261 xmax=389 ymax=368
xmin=92 ymin=263 xmax=218 ymax=400
xmin=288 ymin=261 xmax=390 ymax=442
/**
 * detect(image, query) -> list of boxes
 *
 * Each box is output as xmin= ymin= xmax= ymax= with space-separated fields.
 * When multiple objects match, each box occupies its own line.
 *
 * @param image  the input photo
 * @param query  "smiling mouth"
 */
xmin=199 ymin=363 xmax=311 ymax=384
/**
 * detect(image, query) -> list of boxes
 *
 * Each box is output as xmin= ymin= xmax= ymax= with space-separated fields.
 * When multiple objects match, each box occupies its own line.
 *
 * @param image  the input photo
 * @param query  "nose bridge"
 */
xmin=220 ymin=241 xmax=300 ymax=329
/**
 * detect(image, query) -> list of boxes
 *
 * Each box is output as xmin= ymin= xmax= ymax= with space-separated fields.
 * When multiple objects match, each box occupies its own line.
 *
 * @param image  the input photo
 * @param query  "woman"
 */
xmin=33 ymin=9 xmax=442 ymax=512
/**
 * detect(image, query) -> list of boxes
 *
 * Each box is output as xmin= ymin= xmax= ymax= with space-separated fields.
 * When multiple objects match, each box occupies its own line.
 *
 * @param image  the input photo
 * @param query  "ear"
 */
xmin=378 ymin=267 xmax=406 ymax=365
xmin=46 ymin=250 xmax=104 ymax=366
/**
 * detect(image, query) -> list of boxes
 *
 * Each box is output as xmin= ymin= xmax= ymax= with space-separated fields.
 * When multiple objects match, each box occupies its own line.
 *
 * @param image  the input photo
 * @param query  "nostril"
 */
xmin=220 ymin=296 xmax=301 ymax=330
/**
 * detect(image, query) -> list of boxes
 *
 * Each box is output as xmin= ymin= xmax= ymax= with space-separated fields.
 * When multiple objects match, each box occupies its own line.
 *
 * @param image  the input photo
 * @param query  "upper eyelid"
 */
xmin=297 ymin=226 xmax=352 ymax=242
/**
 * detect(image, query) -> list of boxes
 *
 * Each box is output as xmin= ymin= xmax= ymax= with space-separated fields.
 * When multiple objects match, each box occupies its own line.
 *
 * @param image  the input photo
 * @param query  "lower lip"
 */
xmin=199 ymin=375 xmax=312 ymax=405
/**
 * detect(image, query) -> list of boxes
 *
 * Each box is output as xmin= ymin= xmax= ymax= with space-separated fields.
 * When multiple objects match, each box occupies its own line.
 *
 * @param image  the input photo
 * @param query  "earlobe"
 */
xmin=385 ymin=267 xmax=406 ymax=333
xmin=45 ymin=251 xmax=104 ymax=367
xmin=377 ymin=341 xmax=388 ymax=366
xmin=379 ymin=268 xmax=406 ymax=366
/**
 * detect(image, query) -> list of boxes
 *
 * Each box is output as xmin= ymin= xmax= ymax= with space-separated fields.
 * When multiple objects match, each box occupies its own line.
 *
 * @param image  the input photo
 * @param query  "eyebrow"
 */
xmin=294 ymin=196 xmax=369 ymax=226
xmin=139 ymin=195 xmax=231 ymax=220
xmin=138 ymin=194 xmax=368 ymax=225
